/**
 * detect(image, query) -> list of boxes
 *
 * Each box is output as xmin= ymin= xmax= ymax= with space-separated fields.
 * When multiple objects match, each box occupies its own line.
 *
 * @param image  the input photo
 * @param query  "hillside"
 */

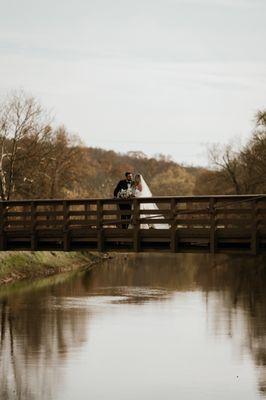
xmin=71 ymin=147 xmax=197 ymax=198
xmin=6 ymin=90 xmax=257 ymax=201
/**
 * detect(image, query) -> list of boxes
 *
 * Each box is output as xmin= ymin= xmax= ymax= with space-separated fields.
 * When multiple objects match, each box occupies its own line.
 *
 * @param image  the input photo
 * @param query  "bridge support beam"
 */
xmin=209 ymin=198 xmax=217 ymax=254
xmin=133 ymin=199 xmax=140 ymax=252
xmin=0 ymin=202 xmax=5 ymax=250
xmin=30 ymin=202 xmax=37 ymax=251
xmin=63 ymin=201 xmax=70 ymax=251
xmin=97 ymin=200 xmax=104 ymax=252
xmin=170 ymin=199 xmax=178 ymax=252
xmin=251 ymin=200 xmax=259 ymax=255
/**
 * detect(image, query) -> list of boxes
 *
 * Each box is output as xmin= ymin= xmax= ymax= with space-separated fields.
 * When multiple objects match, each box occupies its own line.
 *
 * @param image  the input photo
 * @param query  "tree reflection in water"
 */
xmin=82 ymin=253 xmax=266 ymax=395
xmin=196 ymin=254 xmax=266 ymax=396
xmin=0 ymin=278 xmax=92 ymax=400
xmin=0 ymin=253 xmax=266 ymax=398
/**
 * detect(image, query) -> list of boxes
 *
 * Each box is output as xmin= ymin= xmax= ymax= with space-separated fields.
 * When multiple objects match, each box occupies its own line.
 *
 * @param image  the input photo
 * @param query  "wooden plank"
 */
xmin=258 ymin=217 xmax=266 ymax=223
xmin=33 ymin=231 xmax=63 ymax=237
xmin=0 ymin=202 xmax=5 ymax=250
xmin=63 ymin=201 xmax=70 ymax=251
xmin=4 ymin=229 xmax=22 ymax=236
xmin=31 ymin=202 xmax=37 ymax=250
xmin=105 ymin=238 xmax=133 ymax=243
xmin=139 ymin=209 xmax=170 ymax=215
xmin=133 ymin=198 xmax=140 ymax=252
xmin=218 ymin=238 xmax=251 ymax=244
xmin=4 ymin=220 xmax=31 ymax=226
xmin=69 ymin=229 xmax=98 ymax=237
xmin=100 ymin=199 xmax=123 ymax=205
xmin=177 ymin=228 xmax=210 ymax=237
xmin=84 ymin=202 xmax=89 ymax=223
xmin=68 ymin=210 xmax=98 ymax=216
xmin=139 ymin=198 xmax=172 ymax=204
xmin=5 ymin=211 xmax=31 ymax=217
xmin=176 ymin=209 xmax=210 ymax=215
xmin=216 ymin=218 xmax=252 ymax=225
xmin=103 ymin=228 xmax=132 ymax=235
xmin=175 ymin=219 xmax=211 ymax=225
xmin=102 ymin=220 xmax=131 ymax=226
xmin=216 ymin=229 xmax=251 ymax=238
xmin=216 ymin=208 xmax=252 ymax=214
xmin=251 ymin=200 xmax=259 ymax=255
xmin=170 ymin=198 xmax=178 ymax=252
xmin=2 ymin=194 xmax=265 ymax=206
xmin=103 ymin=210 xmax=132 ymax=216
xmin=35 ymin=220 xmax=64 ymax=226
xmin=97 ymin=200 xmax=104 ymax=252
xmin=138 ymin=218 xmax=172 ymax=224
xmin=66 ymin=226 xmax=96 ymax=232
xmin=209 ymin=197 xmax=216 ymax=254
xmin=141 ymin=238 xmax=170 ymax=243
xmin=140 ymin=229 xmax=170 ymax=238
xmin=35 ymin=211 xmax=64 ymax=217
xmin=68 ymin=219 xmax=97 ymax=225
xmin=257 ymin=208 xmax=266 ymax=215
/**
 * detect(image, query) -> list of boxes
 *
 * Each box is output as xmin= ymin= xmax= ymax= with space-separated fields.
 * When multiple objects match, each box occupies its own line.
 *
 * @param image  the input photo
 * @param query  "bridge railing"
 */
xmin=0 ymin=195 xmax=265 ymax=253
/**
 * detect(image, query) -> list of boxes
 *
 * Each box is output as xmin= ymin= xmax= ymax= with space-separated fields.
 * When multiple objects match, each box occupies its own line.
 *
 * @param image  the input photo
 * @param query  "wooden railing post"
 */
xmin=210 ymin=197 xmax=217 ymax=254
xmin=133 ymin=198 xmax=140 ymax=252
xmin=0 ymin=202 xmax=5 ymax=250
xmin=97 ymin=200 xmax=104 ymax=252
xmin=85 ymin=202 xmax=89 ymax=223
xmin=23 ymin=204 xmax=27 ymax=228
xmin=63 ymin=201 xmax=70 ymax=251
xmin=170 ymin=198 xmax=178 ymax=252
xmin=31 ymin=202 xmax=37 ymax=251
xmin=251 ymin=199 xmax=259 ymax=255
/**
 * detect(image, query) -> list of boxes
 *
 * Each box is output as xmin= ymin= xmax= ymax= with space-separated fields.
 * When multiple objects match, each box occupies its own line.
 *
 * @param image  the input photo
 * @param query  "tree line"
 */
xmin=194 ymin=110 xmax=266 ymax=195
xmin=1 ymin=91 xmax=265 ymax=200
xmin=0 ymin=91 xmax=196 ymax=200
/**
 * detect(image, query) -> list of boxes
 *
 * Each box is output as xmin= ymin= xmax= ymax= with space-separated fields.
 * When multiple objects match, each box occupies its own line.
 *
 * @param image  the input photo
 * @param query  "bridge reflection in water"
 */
xmin=1 ymin=253 xmax=266 ymax=399
xmin=0 ymin=195 xmax=265 ymax=254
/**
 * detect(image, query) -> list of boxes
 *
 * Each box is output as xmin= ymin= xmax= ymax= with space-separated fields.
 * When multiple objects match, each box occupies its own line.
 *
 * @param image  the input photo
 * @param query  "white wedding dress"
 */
xmin=134 ymin=175 xmax=169 ymax=229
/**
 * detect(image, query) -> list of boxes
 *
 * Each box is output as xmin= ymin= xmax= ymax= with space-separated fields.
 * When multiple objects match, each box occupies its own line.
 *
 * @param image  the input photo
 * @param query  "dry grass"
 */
xmin=0 ymin=251 xmax=100 ymax=285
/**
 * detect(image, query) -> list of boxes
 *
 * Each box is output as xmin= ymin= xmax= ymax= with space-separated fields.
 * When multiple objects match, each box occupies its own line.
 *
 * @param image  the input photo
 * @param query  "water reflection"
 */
xmin=0 ymin=277 xmax=92 ymax=400
xmin=0 ymin=253 xmax=266 ymax=399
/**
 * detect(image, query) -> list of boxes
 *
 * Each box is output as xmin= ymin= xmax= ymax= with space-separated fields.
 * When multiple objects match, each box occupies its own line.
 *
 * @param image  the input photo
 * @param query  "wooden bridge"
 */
xmin=0 ymin=195 xmax=265 ymax=254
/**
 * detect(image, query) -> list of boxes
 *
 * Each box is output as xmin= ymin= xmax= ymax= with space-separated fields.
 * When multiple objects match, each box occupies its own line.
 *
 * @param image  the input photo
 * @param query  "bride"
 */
xmin=133 ymin=174 xmax=169 ymax=229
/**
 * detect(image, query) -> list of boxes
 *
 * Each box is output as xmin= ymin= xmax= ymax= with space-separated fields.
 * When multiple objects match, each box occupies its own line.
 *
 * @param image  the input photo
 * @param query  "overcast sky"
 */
xmin=1 ymin=0 xmax=266 ymax=165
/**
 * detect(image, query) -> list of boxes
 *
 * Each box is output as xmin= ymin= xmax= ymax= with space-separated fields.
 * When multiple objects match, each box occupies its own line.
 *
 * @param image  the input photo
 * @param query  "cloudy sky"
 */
xmin=1 ymin=0 xmax=266 ymax=165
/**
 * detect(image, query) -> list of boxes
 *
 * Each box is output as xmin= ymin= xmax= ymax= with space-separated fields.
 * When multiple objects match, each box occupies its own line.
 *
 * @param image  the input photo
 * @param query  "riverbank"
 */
xmin=0 ymin=251 xmax=103 ymax=285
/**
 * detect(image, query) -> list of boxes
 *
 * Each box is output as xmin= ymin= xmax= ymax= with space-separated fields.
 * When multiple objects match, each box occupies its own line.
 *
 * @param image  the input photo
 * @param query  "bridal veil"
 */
xmin=137 ymin=174 xmax=169 ymax=229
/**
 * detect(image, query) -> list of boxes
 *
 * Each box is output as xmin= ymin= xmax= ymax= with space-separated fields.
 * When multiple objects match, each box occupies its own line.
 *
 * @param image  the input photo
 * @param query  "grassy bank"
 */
xmin=0 ymin=251 xmax=102 ymax=285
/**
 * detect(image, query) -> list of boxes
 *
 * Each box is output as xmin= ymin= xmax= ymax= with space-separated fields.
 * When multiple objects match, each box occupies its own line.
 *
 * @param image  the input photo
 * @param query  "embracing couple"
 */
xmin=114 ymin=172 xmax=168 ymax=229
xmin=114 ymin=172 xmax=150 ymax=199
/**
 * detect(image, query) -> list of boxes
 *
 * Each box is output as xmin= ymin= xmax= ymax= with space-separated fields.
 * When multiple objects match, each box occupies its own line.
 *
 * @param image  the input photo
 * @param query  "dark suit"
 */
xmin=114 ymin=179 xmax=132 ymax=229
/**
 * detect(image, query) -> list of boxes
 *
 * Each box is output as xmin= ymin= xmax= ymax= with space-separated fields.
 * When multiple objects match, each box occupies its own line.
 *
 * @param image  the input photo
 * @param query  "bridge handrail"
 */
xmin=0 ymin=194 xmax=265 ymax=253
xmin=0 ymin=194 xmax=265 ymax=205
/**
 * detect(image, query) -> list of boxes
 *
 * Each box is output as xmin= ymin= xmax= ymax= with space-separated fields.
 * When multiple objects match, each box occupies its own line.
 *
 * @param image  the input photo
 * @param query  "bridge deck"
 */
xmin=0 ymin=195 xmax=265 ymax=254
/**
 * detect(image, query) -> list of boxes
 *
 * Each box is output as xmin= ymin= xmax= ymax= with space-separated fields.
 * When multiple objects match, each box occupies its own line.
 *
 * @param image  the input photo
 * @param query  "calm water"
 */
xmin=1 ymin=253 xmax=266 ymax=400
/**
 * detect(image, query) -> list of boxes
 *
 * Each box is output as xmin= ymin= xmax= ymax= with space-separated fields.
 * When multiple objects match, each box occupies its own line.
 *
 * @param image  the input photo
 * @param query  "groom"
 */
xmin=114 ymin=172 xmax=133 ymax=229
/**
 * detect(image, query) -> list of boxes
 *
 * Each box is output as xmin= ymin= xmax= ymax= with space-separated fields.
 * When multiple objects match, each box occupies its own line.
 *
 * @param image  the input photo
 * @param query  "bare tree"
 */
xmin=0 ymin=91 xmax=51 ymax=200
xmin=208 ymin=142 xmax=242 ymax=194
xmin=239 ymin=111 xmax=266 ymax=193
xmin=256 ymin=110 xmax=266 ymax=127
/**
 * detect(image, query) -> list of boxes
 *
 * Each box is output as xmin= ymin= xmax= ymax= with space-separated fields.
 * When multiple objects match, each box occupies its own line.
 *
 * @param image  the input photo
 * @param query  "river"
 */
xmin=0 ymin=253 xmax=266 ymax=400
